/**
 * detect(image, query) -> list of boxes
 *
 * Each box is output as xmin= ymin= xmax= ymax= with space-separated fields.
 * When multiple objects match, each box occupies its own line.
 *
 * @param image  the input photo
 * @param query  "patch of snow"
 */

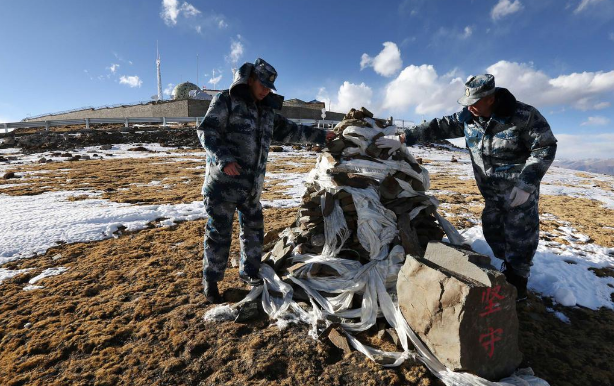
xmin=28 ymin=267 xmax=68 ymax=285
xmin=0 ymin=268 xmax=31 ymax=284
xmin=462 ymin=226 xmax=614 ymax=310
xmin=546 ymin=308 xmax=571 ymax=324
xmin=0 ymin=190 xmax=205 ymax=264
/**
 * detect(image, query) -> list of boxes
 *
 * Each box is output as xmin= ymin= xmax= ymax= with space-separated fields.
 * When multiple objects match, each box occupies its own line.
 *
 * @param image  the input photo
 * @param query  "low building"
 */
xmin=283 ymin=98 xmax=326 ymax=110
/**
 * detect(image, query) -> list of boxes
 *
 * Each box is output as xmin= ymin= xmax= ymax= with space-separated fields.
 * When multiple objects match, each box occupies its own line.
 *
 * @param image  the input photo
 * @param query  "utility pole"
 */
xmin=196 ymin=54 xmax=199 ymax=87
xmin=156 ymin=41 xmax=162 ymax=101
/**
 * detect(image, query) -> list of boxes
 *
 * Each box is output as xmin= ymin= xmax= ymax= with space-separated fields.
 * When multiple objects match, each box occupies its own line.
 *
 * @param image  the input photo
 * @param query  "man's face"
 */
xmin=248 ymin=76 xmax=271 ymax=101
xmin=468 ymin=95 xmax=495 ymax=118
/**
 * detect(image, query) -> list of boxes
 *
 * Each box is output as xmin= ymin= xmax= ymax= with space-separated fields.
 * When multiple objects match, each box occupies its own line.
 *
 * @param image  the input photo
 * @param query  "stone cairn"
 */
xmin=264 ymin=107 xmax=449 ymax=271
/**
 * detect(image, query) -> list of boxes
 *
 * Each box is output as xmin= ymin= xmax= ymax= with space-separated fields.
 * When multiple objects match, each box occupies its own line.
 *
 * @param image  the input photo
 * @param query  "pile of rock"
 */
xmin=264 ymin=107 xmax=448 ymax=274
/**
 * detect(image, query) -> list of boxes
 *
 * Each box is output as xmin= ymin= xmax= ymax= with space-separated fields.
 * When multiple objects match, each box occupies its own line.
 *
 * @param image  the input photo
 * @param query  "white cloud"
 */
xmin=491 ymin=0 xmax=524 ymax=20
xmin=382 ymin=64 xmax=464 ymax=115
xmin=319 ymin=82 xmax=374 ymax=114
xmin=161 ymin=0 xmax=201 ymax=26
xmin=609 ymin=32 xmax=614 ymax=41
xmin=555 ymin=133 xmax=614 ymax=159
xmin=377 ymin=59 xmax=614 ymax=118
xmin=461 ymin=26 xmax=473 ymax=39
xmin=163 ymin=83 xmax=175 ymax=97
xmin=487 ymin=60 xmax=614 ymax=110
xmin=594 ymin=101 xmax=611 ymax=109
xmin=360 ymin=42 xmax=403 ymax=77
xmin=226 ymin=36 xmax=244 ymax=65
xmin=581 ymin=116 xmax=610 ymax=126
xmin=160 ymin=0 xmax=227 ymax=34
xmin=119 ymin=75 xmax=142 ymax=88
xmin=209 ymin=70 xmax=222 ymax=89
xmin=107 ymin=63 xmax=120 ymax=74
xmin=180 ymin=2 xmax=200 ymax=17
xmin=574 ymin=0 xmax=604 ymax=14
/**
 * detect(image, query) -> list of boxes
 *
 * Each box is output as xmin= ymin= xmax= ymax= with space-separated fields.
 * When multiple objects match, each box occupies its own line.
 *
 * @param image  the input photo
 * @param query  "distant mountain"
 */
xmin=555 ymin=158 xmax=614 ymax=176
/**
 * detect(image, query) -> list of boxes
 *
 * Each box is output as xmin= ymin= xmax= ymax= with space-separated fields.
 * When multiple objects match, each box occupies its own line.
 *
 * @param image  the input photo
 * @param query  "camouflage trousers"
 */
xmin=202 ymin=194 xmax=264 ymax=285
xmin=481 ymin=189 xmax=540 ymax=278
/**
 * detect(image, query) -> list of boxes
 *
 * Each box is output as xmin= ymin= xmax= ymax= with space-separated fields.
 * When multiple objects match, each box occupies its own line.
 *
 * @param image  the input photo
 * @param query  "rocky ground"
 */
xmin=1 ymin=129 xmax=613 ymax=386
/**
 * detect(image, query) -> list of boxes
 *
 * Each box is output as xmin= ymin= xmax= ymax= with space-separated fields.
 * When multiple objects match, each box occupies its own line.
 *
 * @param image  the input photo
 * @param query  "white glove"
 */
xmin=509 ymin=187 xmax=530 ymax=208
xmin=375 ymin=135 xmax=402 ymax=155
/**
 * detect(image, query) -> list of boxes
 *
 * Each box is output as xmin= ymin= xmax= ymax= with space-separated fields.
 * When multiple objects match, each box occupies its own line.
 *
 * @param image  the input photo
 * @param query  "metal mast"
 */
xmin=156 ymin=41 xmax=162 ymax=101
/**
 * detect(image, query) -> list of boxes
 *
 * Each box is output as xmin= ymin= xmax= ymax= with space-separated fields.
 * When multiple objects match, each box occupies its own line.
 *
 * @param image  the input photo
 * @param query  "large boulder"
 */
xmin=397 ymin=241 xmax=522 ymax=380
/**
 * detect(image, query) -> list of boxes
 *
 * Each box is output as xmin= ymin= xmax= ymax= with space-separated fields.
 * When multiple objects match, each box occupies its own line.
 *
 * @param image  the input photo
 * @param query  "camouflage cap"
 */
xmin=457 ymin=74 xmax=495 ymax=106
xmin=253 ymin=58 xmax=277 ymax=91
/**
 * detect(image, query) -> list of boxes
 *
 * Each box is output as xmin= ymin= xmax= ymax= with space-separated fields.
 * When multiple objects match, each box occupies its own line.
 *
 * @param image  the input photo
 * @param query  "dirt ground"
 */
xmin=1 ymin=147 xmax=614 ymax=385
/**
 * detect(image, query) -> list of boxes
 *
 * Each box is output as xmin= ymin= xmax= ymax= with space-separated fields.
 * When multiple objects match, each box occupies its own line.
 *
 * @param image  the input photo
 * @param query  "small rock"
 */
xmin=269 ymin=146 xmax=284 ymax=152
xmin=51 ymin=254 xmax=62 ymax=261
xmin=322 ymin=191 xmax=335 ymax=216
xmin=2 ymin=137 xmax=16 ymax=146
xmin=310 ymin=234 xmax=326 ymax=247
xmin=24 ymin=323 xmax=32 ymax=329
xmin=360 ymin=107 xmax=374 ymax=118
xmin=100 ymin=144 xmax=113 ymax=150
xmin=3 ymin=172 xmax=18 ymax=179
xmin=380 ymin=175 xmax=402 ymax=200
xmin=328 ymin=327 xmax=352 ymax=355
xmin=38 ymin=157 xmax=47 ymax=163
xmin=234 ymin=301 xmax=260 ymax=323
xmin=128 ymin=146 xmax=149 ymax=152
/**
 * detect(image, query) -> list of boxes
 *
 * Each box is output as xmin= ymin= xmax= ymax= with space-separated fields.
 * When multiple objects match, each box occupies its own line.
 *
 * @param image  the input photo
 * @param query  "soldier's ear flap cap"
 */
xmin=253 ymin=57 xmax=277 ymax=91
xmin=457 ymin=74 xmax=495 ymax=106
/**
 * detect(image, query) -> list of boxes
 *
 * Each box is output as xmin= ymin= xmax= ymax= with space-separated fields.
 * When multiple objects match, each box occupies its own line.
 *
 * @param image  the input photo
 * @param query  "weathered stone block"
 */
xmin=397 ymin=241 xmax=522 ymax=380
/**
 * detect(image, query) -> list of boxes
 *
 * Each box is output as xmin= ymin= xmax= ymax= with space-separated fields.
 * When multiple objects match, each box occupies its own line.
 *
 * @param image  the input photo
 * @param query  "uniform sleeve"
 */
xmin=403 ymin=110 xmax=466 ymax=145
xmin=272 ymin=113 xmax=327 ymax=145
xmin=516 ymin=109 xmax=557 ymax=193
xmin=196 ymin=92 xmax=236 ymax=168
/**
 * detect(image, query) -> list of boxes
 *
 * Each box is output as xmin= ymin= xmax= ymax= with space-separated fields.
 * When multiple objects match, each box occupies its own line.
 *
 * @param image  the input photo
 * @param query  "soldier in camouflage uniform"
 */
xmin=377 ymin=74 xmax=557 ymax=300
xmin=197 ymin=58 xmax=334 ymax=303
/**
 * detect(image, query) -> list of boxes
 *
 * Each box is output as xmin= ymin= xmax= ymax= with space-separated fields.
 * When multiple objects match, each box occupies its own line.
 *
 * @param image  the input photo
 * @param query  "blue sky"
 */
xmin=1 ymin=0 xmax=613 ymax=159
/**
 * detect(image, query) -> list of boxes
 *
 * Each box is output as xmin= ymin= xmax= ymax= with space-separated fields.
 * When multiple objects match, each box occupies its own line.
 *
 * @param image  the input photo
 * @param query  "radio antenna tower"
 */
xmin=156 ymin=41 xmax=163 ymax=101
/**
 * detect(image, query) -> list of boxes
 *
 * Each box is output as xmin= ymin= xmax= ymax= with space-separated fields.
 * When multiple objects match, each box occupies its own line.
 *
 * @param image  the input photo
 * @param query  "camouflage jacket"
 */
xmin=197 ymin=63 xmax=327 ymax=200
xmin=404 ymin=88 xmax=557 ymax=196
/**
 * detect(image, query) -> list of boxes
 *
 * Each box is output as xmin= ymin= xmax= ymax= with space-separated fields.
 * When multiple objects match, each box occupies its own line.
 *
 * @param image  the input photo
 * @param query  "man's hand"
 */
xmin=375 ymin=135 xmax=403 ymax=155
xmin=509 ymin=186 xmax=530 ymax=208
xmin=325 ymin=131 xmax=336 ymax=143
xmin=223 ymin=162 xmax=242 ymax=176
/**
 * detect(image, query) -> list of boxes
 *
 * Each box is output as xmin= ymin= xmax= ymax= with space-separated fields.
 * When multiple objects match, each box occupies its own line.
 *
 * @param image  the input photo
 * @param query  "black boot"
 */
xmin=502 ymin=266 xmax=528 ymax=302
xmin=204 ymin=280 xmax=223 ymax=304
xmin=239 ymin=271 xmax=263 ymax=286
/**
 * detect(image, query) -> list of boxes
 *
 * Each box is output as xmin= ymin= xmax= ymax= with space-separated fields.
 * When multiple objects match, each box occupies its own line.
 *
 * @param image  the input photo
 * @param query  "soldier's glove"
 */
xmin=375 ymin=135 xmax=402 ymax=155
xmin=509 ymin=187 xmax=530 ymax=208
